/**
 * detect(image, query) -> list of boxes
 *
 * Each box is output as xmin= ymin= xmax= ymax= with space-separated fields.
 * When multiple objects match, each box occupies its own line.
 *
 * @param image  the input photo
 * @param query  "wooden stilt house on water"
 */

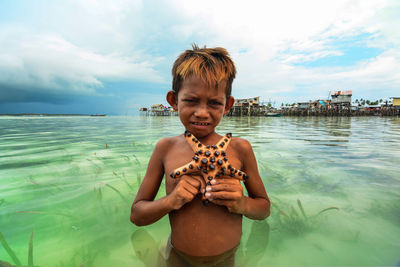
xmin=139 ymin=104 xmax=177 ymax=116
xmin=150 ymin=104 xmax=174 ymax=116
xmin=139 ymin=107 xmax=148 ymax=116
xmin=330 ymin=90 xmax=352 ymax=110
xmin=227 ymin=97 xmax=267 ymax=116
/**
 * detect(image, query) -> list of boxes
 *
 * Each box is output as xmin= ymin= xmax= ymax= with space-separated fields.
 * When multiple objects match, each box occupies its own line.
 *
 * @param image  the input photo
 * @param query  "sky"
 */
xmin=0 ymin=0 xmax=399 ymax=115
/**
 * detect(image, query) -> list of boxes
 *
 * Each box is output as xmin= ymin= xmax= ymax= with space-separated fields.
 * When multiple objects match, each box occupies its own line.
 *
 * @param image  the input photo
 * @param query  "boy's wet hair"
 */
xmin=172 ymin=44 xmax=236 ymax=99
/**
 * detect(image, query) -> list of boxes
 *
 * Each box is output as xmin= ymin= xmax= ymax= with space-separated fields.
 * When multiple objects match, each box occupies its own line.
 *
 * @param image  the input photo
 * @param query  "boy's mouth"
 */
xmin=191 ymin=122 xmax=210 ymax=126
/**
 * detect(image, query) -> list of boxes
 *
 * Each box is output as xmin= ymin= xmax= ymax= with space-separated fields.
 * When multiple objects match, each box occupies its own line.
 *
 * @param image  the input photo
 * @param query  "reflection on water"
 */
xmin=236 ymin=220 xmax=270 ymax=267
xmin=0 ymin=116 xmax=400 ymax=266
xmin=131 ymin=229 xmax=163 ymax=267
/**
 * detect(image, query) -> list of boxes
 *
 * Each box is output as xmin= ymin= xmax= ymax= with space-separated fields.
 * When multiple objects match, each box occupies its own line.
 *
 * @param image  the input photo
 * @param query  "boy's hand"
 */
xmin=205 ymin=178 xmax=246 ymax=214
xmin=167 ymin=174 xmax=205 ymax=210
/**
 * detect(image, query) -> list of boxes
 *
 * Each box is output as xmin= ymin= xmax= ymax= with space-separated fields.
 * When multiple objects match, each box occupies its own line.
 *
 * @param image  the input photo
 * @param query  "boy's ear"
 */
xmin=224 ymin=96 xmax=235 ymax=114
xmin=166 ymin=91 xmax=178 ymax=111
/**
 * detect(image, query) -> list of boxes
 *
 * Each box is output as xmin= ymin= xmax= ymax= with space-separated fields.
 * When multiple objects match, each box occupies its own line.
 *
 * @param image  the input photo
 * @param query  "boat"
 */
xmin=90 ymin=114 xmax=106 ymax=117
xmin=265 ymin=112 xmax=282 ymax=117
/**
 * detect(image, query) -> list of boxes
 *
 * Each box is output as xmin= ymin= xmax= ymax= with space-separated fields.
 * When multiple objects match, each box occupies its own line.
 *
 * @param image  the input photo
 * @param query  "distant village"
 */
xmin=139 ymin=91 xmax=400 ymax=117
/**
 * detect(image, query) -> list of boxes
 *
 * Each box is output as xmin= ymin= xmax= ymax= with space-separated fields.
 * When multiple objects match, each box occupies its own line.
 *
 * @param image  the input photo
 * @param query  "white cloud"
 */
xmin=0 ymin=26 xmax=165 ymax=99
xmin=332 ymin=49 xmax=400 ymax=90
xmin=165 ymin=0 xmax=399 ymax=101
xmin=1 ymin=0 xmax=399 ymax=108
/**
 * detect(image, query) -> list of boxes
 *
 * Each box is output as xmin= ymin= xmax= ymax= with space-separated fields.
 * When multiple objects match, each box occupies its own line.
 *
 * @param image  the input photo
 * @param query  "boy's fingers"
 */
xmin=212 ymin=178 xmax=241 ymax=185
xmin=181 ymin=181 xmax=199 ymax=196
xmin=196 ymin=176 xmax=206 ymax=194
xmin=208 ymin=183 xmax=240 ymax=192
xmin=208 ymin=178 xmax=243 ymax=193
xmin=185 ymin=176 xmax=208 ymax=195
xmin=181 ymin=175 xmax=201 ymax=189
xmin=185 ymin=174 xmax=206 ymax=194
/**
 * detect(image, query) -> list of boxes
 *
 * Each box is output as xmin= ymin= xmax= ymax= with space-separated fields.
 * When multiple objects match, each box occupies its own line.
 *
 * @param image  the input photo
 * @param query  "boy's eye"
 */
xmin=209 ymin=100 xmax=223 ymax=106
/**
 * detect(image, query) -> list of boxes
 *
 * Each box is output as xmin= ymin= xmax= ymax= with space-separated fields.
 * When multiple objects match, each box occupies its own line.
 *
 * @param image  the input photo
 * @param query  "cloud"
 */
xmin=0 ymin=25 xmax=165 ymax=104
xmin=1 ymin=0 xmax=399 ymax=111
xmin=0 ymin=84 xmax=78 ymax=104
xmin=167 ymin=0 xmax=399 ymax=101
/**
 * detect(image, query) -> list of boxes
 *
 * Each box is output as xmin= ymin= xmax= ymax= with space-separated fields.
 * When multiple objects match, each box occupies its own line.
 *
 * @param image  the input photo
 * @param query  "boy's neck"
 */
xmin=186 ymin=130 xmax=222 ymax=145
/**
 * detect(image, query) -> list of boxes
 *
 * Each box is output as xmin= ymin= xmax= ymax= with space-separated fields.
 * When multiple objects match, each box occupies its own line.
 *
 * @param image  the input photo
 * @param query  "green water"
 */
xmin=0 ymin=116 xmax=399 ymax=266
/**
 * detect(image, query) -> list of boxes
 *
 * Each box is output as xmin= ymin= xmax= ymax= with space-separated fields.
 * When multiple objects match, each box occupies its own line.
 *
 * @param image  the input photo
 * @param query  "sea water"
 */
xmin=0 ymin=116 xmax=399 ymax=266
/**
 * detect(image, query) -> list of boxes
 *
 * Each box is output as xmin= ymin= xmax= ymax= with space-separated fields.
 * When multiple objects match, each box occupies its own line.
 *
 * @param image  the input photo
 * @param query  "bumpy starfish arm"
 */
xmin=184 ymin=130 xmax=205 ymax=153
xmin=170 ymin=159 xmax=200 ymax=178
xmin=226 ymin=165 xmax=249 ymax=181
xmin=216 ymin=133 xmax=232 ymax=150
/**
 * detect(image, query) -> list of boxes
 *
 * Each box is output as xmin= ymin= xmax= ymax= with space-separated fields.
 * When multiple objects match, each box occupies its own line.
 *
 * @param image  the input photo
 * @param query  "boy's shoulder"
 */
xmin=155 ymin=134 xmax=185 ymax=150
xmin=230 ymin=136 xmax=252 ymax=151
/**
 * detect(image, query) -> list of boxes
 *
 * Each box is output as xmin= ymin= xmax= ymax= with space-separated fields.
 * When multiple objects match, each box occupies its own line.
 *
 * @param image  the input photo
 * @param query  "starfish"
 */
xmin=170 ymin=130 xmax=249 ymax=204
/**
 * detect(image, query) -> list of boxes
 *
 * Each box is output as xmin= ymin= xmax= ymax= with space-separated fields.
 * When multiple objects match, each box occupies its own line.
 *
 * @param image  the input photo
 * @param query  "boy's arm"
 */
xmin=208 ymin=139 xmax=270 ymax=220
xmin=130 ymin=138 xmax=203 ymax=226
xmin=130 ymin=139 xmax=168 ymax=226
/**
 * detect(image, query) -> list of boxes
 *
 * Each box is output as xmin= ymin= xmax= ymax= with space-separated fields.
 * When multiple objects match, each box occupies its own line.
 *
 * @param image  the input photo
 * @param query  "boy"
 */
xmin=130 ymin=45 xmax=270 ymax=266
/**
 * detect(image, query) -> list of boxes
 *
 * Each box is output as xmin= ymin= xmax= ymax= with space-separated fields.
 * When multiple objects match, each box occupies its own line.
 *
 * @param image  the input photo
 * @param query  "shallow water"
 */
xmin=0 ymin=116 xmax=399 ymax=266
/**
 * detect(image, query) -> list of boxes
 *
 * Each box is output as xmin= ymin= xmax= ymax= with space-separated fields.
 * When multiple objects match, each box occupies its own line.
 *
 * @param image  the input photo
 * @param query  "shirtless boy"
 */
xmin=130 ymin=45 xmax=270 ymax=266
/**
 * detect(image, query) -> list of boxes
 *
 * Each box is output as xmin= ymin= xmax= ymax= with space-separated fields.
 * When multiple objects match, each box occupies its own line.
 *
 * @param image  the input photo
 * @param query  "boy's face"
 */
xmin=167 ymin=75 xmax=234 ymax=138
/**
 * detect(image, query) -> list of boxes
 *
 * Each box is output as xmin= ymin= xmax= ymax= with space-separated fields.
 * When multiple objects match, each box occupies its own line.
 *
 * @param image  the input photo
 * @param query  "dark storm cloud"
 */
xmin=0 ymin=26 xmax=165 ymax=113
xmin=0 ymin=83 xmax=80 ymax=104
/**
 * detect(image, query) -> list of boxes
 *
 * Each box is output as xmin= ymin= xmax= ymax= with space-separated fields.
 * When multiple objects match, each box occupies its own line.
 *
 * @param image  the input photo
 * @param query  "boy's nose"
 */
xmin=194 ymin=104 xmax=209 ymax=118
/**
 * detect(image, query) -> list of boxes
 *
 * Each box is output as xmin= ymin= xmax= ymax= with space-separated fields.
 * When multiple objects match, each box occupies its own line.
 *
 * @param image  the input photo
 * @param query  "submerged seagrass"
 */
xmin=0 ymin=116 xmax=399 ymax=266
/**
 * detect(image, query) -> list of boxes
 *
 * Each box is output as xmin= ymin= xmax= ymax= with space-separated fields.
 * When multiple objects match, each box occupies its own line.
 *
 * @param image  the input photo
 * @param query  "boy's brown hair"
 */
xmin=172 ymin=44 xmax=236 ymax=99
